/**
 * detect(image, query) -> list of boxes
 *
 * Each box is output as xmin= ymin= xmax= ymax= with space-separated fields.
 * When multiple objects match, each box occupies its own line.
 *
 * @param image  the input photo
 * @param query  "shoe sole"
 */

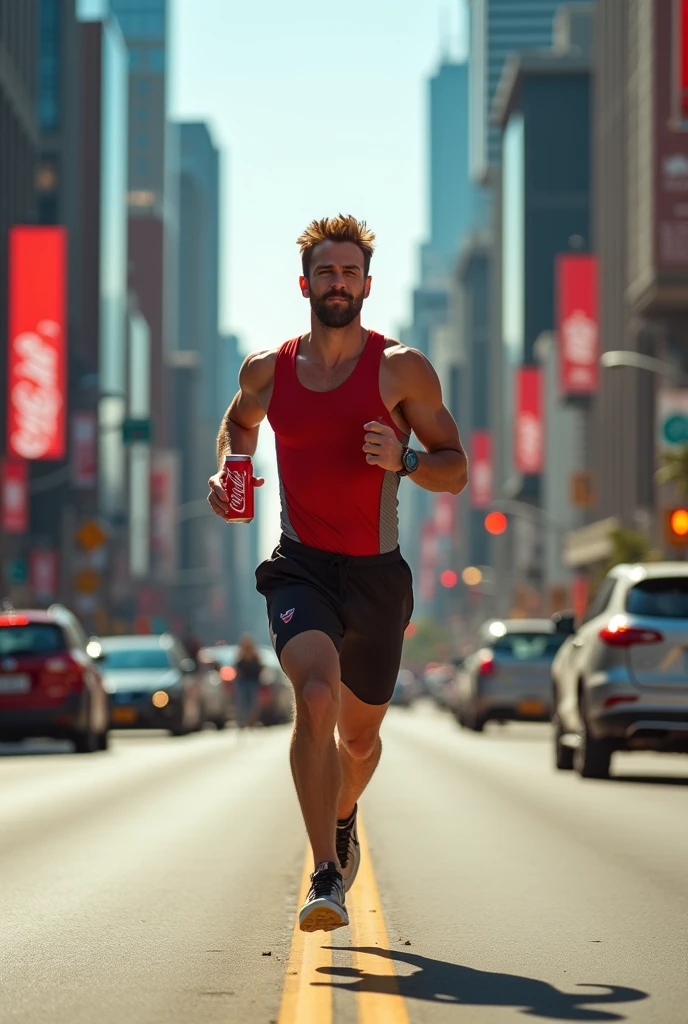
xmin=299 ymin=899 xmax=349 ymax=933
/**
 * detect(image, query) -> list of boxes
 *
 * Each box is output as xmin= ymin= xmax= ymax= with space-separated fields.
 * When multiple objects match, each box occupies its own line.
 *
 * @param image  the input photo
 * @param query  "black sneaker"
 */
xmin=298 ymin=861 xmax=349 ymax=933
xmin=336 ymin=805 xmax=361 ymax=893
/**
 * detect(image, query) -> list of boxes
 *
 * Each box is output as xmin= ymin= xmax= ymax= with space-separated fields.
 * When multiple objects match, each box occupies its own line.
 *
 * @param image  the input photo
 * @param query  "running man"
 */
xmin=208 ymin=215 xmax=467 ymax=932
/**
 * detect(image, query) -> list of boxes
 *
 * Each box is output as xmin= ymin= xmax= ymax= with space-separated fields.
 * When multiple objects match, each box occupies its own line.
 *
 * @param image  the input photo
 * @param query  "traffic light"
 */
xmin=664 ymin=507 xmax=688 ymax=548
xmin=484 ymin=511 xmax=508 ymax=536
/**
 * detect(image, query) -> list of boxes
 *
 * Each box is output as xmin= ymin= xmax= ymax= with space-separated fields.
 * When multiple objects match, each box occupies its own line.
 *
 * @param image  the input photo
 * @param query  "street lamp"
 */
xmin=600 ymin=350 xmax=688 ymax=386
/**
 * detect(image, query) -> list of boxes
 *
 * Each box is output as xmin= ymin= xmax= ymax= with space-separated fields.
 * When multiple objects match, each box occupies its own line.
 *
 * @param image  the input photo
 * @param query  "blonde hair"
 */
xmin=297 ymin=214 xmax=376 ymax=278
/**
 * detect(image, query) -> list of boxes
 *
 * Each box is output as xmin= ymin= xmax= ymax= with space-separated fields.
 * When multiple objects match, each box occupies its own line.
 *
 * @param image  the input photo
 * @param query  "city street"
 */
xmin=2 ymin=705 xmax=687 ymax=1024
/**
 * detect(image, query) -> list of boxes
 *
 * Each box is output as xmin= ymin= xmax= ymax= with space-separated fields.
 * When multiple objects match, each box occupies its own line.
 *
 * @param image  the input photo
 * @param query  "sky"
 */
xmin=169 ymin=0 xmax=468 ymax=553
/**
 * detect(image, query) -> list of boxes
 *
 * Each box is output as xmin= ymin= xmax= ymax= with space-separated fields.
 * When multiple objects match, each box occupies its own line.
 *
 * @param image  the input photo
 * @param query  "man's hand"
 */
xmin=207 ymin=468 xmax=264 ymax=521
xmin=363 ymin=421 xmax=403 ymax=472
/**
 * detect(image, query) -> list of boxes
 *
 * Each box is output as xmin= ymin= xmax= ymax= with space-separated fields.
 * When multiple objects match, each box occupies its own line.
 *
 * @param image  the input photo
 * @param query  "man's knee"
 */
xmin=295 ymin=679 xmax=339 ymax=734
xmin=340 ymin=728 xmax=380 ymax=761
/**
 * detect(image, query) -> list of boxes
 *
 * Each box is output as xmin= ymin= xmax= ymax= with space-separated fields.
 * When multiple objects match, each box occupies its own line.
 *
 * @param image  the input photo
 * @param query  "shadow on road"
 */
xmin=324 ymin=947 xmax=648 ymax=1021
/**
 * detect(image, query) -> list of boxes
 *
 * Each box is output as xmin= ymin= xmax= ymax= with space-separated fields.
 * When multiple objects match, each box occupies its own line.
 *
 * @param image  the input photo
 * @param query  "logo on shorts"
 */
xmin=280 ymin=608 xmax=295 ymax=624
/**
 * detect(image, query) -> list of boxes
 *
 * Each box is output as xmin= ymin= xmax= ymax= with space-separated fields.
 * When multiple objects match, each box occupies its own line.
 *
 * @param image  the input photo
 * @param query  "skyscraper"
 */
xmin=109 ymin=0 xmax=167 ymax=208
xmin=429 ymin=61 xmax=488 ymax=264
xmin=468 ymin=0 xmax=590 ymax=185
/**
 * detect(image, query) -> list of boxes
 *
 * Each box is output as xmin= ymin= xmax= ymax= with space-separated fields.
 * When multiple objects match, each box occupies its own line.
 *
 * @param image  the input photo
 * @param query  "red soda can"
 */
xmin=223 ymin=455 xmax=255 ymax=523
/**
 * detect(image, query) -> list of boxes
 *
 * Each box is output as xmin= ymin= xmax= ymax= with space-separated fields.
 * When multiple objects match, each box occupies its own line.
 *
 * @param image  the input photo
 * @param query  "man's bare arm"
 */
xmin=209 ymin=350 xmax=275 ymax=519
xmin=363 ymin=348 xmax=468 ymax=495
xmin=215 ymin=350 xmax=274 ymax=469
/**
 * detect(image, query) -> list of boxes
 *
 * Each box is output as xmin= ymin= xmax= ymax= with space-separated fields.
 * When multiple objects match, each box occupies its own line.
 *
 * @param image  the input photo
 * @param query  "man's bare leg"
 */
xmin=281 ymin=630 xmax=342 ymax=867
xmin=336 ymin=686 xmax=390 ymax=820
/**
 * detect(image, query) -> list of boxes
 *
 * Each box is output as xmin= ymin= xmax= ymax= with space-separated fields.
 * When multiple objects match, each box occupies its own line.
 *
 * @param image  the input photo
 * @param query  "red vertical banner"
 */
xmin=434 ymin=493 xmax=455 ymax=537
xmin=71 ymin=411 xmax=98 ymax=488
xmin=515 ymin=367 xmax=544 ymax=474
xmin=470 ymin=430 xmax=493 ymax=508
xmin=557 ymin=254 xmax=599 ymax=396
xmin=680 ymin=0 xmax=688 ymax=121
xmin=7 ymin=227 xmax=67 ymax=460
xmin=1 ymin=459 xmax=28 ymax=534
xmin=30 ymin=550 xmax=59 ymax=600
xmin=419 ymin=519 xmax=438 ymax=603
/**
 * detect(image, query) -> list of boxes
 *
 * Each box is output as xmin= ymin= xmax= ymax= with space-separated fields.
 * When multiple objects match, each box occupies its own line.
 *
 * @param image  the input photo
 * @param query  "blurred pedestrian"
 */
xmin=208 ymin=215 xmax=467 ymax=932
xmin=233 ymin=634 xmax=262 ymax=729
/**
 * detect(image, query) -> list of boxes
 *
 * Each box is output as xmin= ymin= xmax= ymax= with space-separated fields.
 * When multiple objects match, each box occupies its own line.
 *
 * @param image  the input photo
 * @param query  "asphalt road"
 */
xmin=1 ymin=705 xmax=687 ymax=1024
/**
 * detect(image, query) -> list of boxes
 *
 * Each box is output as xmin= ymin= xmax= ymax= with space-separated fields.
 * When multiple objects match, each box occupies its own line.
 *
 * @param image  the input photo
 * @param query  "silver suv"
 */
xmin=551 ymin=563 xmax=688 ymax=778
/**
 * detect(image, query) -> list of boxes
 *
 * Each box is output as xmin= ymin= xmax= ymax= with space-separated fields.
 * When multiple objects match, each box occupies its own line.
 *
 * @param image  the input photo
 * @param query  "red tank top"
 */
xmin=267 ymin=330 xmax=407 ymax=556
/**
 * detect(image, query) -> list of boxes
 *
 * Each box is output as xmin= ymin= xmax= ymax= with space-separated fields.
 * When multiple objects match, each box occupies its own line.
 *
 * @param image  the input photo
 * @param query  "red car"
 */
xmin=0 ymin=605 xmax=109 ymax=753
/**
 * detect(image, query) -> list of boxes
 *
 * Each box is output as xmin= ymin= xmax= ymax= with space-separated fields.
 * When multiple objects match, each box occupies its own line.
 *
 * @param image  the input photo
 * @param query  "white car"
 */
xmin=551 ymin=563 xmax=688 ymax=778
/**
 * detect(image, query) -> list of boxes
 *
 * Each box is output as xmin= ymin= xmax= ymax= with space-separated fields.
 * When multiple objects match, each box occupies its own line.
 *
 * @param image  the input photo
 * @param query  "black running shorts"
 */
xmin=255 ymin=535 xmax=414 ymax=706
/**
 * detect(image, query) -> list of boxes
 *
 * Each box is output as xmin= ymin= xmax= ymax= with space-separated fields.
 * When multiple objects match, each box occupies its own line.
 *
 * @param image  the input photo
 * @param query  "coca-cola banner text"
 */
xmin=470 ymin=430 xmax=493 ymax=508
xmin=7 ymin=227 xmax=67 ymax=460
xmin=515 ymin=367 xmax=544 ymax=475
xmin=1 ymin=459 xmax=28 ymax=534
xmin=556 ymin=254 xmax=599 ymax=396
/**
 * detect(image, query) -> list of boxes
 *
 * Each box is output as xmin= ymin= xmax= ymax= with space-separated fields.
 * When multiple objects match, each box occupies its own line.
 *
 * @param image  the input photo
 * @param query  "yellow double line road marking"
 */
xmin=278 ymin=813 xmax=410 ymax=1024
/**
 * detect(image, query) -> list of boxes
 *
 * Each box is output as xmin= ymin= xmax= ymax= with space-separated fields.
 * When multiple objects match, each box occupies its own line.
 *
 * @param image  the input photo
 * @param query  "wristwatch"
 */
xmin=398 ymin=446 xmax=420 ymax=477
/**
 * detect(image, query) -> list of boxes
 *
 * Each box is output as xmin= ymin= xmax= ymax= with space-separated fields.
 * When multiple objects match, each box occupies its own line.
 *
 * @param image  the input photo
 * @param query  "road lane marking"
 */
xmin=277 ymin=851 xmax=332 ymax=1024
xmin=348 ymin=814 xmax=410 ymax=1024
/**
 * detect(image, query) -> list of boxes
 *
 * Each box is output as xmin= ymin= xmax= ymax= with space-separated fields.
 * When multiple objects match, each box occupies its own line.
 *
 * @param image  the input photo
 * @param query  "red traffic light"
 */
xmin=484 ymin=511 xmax=508 ymax=536
xmin=670 ymin=508 xmax=688 ymax=537
xmin=440 ymin=570 xmax=458 ymax=588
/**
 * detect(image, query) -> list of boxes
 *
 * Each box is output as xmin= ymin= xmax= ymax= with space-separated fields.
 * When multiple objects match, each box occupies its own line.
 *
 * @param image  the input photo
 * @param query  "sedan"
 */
xmin=0 ymin=605 xmax=109 ymax=753
xmin=98 ymin=634 xmax=202 ymax=736
xmin=455 ymin=618 xmax=566 ymax=732
xmin=552 ymin=562 xmax=688 ymax=778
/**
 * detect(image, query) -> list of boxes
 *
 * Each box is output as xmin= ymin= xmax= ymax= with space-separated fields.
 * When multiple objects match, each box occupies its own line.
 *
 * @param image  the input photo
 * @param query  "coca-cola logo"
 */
xmin=562 ymin=309 xmax=597 ymax=366
xmin=228 ymin=470 xmax=246 ymax=514
xmin=10 ymin=320 xmax=63 ymax=459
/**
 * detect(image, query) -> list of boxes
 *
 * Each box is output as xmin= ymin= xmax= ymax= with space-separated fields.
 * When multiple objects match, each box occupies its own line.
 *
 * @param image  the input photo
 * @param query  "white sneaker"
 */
xmin=298 ymin=862 xmax=349 ymax=933
xmin=336 ymin=805 xmax=361 ymax=893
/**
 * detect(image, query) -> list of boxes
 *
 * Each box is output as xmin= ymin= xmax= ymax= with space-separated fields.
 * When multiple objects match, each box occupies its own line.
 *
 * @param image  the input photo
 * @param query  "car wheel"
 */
xmin=73 ymin=727 xmax=98 ymax=754
xmin=553 ymin=715 xmax=574 ymax=771
xmin=574 ymin=713 xmax=612 ymax=779
xmin=214 ymin=716 xmax=227 ymax=731
xmin=467 ymin=704 xmax=485 ymax=732
xmin=97 ymin=729 xmax=110 ymax=751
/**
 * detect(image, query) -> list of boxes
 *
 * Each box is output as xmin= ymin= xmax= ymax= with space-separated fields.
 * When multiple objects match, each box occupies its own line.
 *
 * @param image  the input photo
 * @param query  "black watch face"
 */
xmin=403 ymin=449 xmax=419 ymax=473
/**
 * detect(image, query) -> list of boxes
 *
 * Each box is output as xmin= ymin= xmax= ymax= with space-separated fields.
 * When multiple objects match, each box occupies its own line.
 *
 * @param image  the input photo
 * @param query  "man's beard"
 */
xmin=310 ymin=289 xmax=364 ymax=328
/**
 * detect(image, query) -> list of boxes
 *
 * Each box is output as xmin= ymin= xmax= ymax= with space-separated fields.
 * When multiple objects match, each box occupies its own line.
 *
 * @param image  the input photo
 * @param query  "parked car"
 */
xmin=195 ymin=647 xmax=234 ymax=728
xmin=202 ymin=644 xmax=293 ymax=726
xmin=552 ymin=563 xmax=688 ymax=778
xmin=98 ymin=634 xmax=202 ymax=736
xmin=0 ymin=604 xmax=109 ymax=753
xmin=423 ymin=661 xmax=456 ymax=709
xmin=390 ymin=668 xmax=417 ymax=708
xmin=455 ymin=618 xmax=566 ymax=732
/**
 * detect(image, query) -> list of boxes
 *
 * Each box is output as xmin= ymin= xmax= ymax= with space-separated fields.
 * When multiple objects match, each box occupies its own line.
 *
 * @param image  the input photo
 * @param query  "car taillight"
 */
xmin=599 ymin=623 xmax=664 ymax=647
xmin=478 ymin=652 xmax=495 ymax=676
xmin=603 ymin=695 xmax=640 ymax=708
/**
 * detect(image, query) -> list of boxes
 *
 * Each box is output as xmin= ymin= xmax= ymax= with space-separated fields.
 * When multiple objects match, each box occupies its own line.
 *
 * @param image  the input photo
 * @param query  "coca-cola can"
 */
xmin=223 ymin=455 xmax=255 ymax=523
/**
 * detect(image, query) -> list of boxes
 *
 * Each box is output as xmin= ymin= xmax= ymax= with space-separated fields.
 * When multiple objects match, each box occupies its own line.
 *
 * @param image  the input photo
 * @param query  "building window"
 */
xmin=147 ymin=47 xmax=165 ymax=72
xmin=135 ymin=131 xmax=149 ymax=150
xmin=115 ymin=11 xmax=164 ymax=39
xmin=135 ymin=104 xmax=149 ymax=123
xmin=39 ymin=0 xmax=60 ymax=131
xmin=129 ymin=47 xmax=145 ymax=71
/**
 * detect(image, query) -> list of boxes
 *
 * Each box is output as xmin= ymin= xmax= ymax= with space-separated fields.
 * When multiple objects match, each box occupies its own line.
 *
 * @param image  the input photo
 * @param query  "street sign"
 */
xmin=657 ymin=390 xmax=688 ymax=450
xmin=570 ymin=471 xmax=597 ymax=508
xmin=76 ymin=519 xmax=107 ymax=551
xmin=5 ymin=559 xmax=28 ymax=585
xmin=122 ymin=418 xmax=152 ymax=445
xmin=74 ymin=569 xmax=102 ymax=594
